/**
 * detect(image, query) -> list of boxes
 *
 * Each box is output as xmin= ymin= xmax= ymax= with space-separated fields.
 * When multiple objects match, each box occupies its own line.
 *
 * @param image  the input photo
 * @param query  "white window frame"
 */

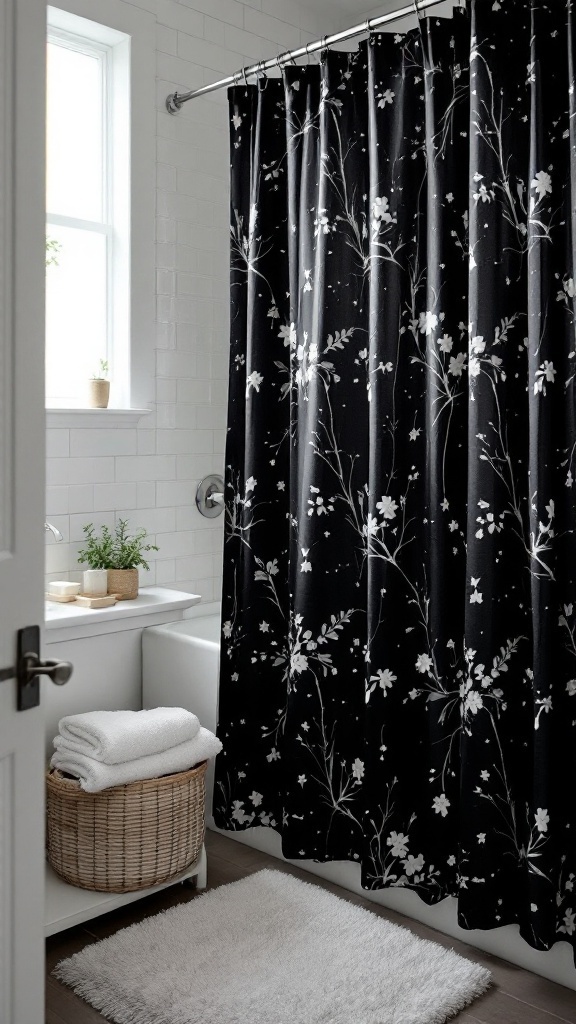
xmin=46 ymin=0 xmax=155 ymax=423
xmin=46 ymin=26 xmax=118 ymax=406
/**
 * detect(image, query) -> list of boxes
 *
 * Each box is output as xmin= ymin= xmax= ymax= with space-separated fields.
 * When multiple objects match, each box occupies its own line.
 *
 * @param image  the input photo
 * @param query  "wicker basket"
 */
xmin=46 ymin=761 xmax=206 ymax=893
xmin=107 ymin=568 xmax=138 ymax=601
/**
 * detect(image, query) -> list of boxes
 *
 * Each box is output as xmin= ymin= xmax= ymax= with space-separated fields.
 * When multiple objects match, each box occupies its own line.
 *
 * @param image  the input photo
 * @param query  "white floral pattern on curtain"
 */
xmin=214 ymin=0 xmax=576 ymax=959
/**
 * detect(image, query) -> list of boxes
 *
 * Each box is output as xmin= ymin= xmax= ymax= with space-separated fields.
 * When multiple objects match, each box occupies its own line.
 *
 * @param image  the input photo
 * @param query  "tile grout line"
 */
xmin=497 ymin=988 xmax=576 ymax=1024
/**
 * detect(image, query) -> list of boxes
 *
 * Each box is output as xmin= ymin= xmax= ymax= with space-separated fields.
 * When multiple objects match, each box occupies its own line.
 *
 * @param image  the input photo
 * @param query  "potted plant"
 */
xmin=88 ymin=359 xmax=110 ymax=409
xmin=77 ymin=519 xmax=159 ymax=600
xmin=45 ymin=235 xmax=61 ymax=268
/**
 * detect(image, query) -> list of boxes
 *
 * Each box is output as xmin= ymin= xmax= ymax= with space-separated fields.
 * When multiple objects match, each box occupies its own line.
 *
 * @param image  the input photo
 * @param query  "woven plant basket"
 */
xmin=46 ymin=761 xmax=206 ymax=893
xmin=107 ymin=568 xmax=138 ymax=600
xmin=88 ymin=379 xmax=110 ymax=408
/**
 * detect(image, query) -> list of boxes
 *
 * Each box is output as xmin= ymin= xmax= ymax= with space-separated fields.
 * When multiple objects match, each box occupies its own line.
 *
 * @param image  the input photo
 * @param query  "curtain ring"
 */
xmin=241 ymin=66 xmax=249 ymax=86
xmin=257 ymin=61 xmax=268 ymax=91
xmin=412 ymin=0 xmax=425 ymax=49
xmin=319 ymin=36 xmax=329 ymax=64
xmin=365 ymin=18 xmax=375 ymax=46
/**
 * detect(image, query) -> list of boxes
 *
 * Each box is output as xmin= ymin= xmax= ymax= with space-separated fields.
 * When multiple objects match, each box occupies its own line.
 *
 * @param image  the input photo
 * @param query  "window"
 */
xmin=46 ymin=10 xmax=130 ymax=407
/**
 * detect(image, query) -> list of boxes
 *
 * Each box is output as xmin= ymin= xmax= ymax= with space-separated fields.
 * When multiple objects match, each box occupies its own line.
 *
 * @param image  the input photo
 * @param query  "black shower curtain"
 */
xmin=214 ymin=0 xmax=576 ymax=959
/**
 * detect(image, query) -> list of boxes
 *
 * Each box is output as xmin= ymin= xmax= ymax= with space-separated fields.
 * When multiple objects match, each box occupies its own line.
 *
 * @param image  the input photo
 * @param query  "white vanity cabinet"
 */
xmin=42 ymin=586 xmax=207 ymax=935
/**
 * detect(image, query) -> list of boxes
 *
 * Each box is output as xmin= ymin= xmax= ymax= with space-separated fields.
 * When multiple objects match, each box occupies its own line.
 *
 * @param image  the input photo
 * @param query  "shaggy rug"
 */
xmin=54 ymin=869 xmax=491 ymax=1024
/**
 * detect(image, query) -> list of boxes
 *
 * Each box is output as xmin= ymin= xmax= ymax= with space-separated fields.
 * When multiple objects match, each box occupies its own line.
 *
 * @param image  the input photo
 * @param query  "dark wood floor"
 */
xmin=46 ymin=828 xmax=576 ymax=1024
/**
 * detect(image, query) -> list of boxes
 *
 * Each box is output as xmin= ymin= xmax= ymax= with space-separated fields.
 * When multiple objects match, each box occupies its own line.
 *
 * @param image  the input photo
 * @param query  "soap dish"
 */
xmin=75 ymin=594 xmax=117 ymax=608
xmin=45 ymin=593 xmax=77 ymax=603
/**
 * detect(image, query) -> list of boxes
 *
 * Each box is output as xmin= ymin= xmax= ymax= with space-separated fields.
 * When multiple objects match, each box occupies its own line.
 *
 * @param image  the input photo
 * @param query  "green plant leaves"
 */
xmin=77 ymin=519 xmax=159 ymax=571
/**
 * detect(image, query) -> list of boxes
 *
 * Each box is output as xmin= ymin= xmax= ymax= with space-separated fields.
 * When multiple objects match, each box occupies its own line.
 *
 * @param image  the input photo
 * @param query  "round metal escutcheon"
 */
xmin=195 ymin=474 xmax=225 ymax=518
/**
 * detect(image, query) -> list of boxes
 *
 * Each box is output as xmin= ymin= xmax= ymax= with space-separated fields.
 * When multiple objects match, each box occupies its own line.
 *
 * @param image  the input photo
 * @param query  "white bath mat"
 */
xmin=54 ymin=868 xmax=490 ymax=1024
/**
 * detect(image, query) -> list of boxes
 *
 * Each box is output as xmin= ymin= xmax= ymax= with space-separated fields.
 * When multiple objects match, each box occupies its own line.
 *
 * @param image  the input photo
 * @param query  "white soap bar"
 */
xmin=48 ymin=580 xmax=80 ymax=596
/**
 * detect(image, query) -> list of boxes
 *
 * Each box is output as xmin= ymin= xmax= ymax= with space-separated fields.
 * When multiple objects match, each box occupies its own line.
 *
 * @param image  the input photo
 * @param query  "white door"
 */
xmin=0 ymin=0 xmax=50 ymax=1020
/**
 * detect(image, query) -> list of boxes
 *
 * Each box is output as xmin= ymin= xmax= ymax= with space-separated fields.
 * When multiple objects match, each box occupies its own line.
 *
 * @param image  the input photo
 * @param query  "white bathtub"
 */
xmin=142 ymin=604 xmax=221 ymax=814
xmin=141 ymin=603 xmax=576 ymax=991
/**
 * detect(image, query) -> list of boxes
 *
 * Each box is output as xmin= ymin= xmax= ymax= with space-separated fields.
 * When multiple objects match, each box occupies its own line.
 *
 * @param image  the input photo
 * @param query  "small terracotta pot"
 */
xmin=88 ymin=379 xmax=110 ymax=409
xmin=107 ymin=568 xmax=138 ymax=601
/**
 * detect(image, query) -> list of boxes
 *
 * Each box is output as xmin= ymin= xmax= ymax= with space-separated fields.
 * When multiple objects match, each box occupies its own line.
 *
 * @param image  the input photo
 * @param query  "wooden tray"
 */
xmin=75 ymin=594 xmax=117 ymax=608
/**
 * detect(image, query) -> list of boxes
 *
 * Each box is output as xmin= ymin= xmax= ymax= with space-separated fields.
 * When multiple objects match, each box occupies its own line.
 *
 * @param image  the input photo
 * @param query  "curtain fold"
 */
xmin=214 ymin=0 xmax=576 ymax=959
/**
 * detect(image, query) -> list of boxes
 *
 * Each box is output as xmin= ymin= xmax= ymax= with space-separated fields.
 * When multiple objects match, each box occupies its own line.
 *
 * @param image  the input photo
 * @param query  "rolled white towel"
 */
xmin=50 ymin=726 xmax=222 ymax=793
xmin=54 ymin=707 xmax=200 ymax=764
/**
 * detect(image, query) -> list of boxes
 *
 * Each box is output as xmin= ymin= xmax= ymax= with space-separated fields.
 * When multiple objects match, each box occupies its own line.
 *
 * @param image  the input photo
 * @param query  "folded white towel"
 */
xmin=54 ymin=707 xmax=200 ymax=764
xmin=50 ymin=726 xmax=222 ymax=793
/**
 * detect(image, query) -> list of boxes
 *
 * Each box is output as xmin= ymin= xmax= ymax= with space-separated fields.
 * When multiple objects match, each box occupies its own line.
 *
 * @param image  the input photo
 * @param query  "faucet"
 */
xmin=45 ymin=522 xmax=63 ymax=542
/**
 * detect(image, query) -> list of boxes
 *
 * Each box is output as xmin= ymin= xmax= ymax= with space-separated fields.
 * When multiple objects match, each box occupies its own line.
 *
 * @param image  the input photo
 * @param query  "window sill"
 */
xmin=46 ymin=408 xmax=152 ymax=429
xmin=44 ymin=585 xmax=201 ymax=641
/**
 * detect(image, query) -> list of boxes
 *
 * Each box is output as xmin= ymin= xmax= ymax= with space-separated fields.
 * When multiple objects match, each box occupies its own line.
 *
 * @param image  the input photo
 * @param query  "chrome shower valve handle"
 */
xmin=196 ymin=475 xmax=225 ymax=518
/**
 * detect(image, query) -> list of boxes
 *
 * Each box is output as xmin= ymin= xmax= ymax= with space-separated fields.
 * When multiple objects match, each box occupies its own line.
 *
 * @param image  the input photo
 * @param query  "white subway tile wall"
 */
xmin=45 ymin=0 xmax=332 ymax=602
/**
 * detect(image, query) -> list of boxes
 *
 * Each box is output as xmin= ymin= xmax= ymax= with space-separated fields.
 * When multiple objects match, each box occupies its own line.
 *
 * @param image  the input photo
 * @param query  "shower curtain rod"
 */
xmin=166 ymin=0 xmax=453 ymax=113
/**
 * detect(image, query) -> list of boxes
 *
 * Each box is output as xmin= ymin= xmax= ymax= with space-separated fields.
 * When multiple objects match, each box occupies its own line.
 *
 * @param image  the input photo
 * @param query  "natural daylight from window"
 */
xmin=45 ymin=9 xmax=131 ymax=407
xmin=46 ymin=27 xmax=116 ymax=406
